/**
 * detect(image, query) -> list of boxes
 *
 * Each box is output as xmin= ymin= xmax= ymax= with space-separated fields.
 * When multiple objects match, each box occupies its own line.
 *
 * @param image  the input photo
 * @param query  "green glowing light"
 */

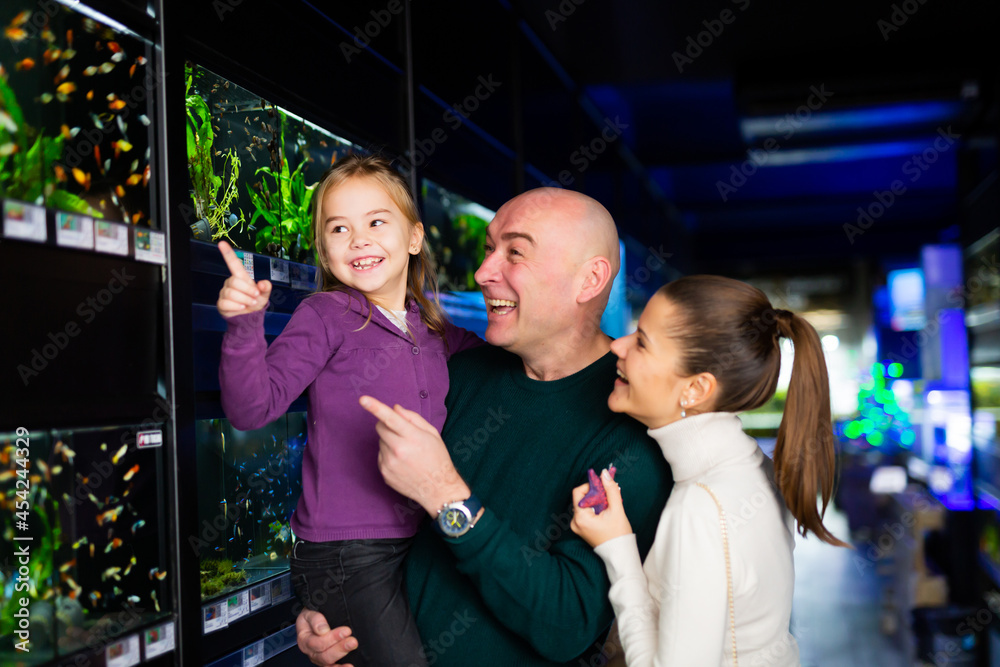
xmin=867 ymin=431 xmax=884 ymax=446
xmin=888 ymin=363 xmax=904 ymax=378
xmin=845 ymin=421 xmax=863 ymax=439
xmin=901 ymin=431 xmax=915 ymax=446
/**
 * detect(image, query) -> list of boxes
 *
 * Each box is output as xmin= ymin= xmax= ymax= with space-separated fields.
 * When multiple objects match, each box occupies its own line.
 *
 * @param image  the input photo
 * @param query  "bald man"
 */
xmin=296 ymin=189 xmax=672 ymax=666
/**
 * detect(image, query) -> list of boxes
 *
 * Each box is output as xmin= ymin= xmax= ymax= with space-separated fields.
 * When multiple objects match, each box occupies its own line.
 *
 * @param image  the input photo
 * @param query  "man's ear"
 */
xmin=576 ymin=256 xmax=612 ymax=304
xmin=684 ymin=373 xmax=718 ymax=413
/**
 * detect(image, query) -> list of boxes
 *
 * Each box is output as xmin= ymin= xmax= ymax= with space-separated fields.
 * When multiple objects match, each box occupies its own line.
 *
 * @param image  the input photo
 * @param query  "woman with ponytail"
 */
xmin=571 ymin=275 xmax=848 ymax=666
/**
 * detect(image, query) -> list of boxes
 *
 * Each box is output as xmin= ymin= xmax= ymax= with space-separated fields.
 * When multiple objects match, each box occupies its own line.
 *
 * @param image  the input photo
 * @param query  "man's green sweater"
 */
xmin=404 ymin=345 xmax=673 ymax=666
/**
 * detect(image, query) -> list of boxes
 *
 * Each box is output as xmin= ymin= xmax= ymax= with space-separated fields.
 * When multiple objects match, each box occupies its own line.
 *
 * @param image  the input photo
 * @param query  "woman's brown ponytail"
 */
xmin=773 ymin=311 xmax=849 ymax=547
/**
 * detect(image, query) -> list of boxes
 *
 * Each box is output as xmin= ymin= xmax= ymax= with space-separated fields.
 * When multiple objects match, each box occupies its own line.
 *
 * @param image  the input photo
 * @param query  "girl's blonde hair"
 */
xmin=312 ymin=153 xmax=447 ymax=341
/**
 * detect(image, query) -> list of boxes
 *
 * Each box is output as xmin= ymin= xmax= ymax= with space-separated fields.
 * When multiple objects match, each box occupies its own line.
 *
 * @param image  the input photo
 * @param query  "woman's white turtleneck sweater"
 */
xmin=593 ymin=412 xmax=800 ymax=666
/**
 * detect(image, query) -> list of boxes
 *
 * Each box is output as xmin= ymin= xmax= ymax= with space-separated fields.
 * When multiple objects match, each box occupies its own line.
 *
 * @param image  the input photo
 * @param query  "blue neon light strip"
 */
xmin=740 ymin=101 xmax=963 ymax=142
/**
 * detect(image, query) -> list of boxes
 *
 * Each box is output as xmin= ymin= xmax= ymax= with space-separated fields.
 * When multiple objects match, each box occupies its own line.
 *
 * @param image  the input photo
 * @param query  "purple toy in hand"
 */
xmin=578 ymin=465 xmax=617 ymax=514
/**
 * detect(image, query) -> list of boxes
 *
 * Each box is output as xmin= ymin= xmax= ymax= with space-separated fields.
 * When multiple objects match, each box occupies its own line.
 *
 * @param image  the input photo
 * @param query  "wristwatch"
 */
xmin=433 ymin=494 xmax=482 ymax=538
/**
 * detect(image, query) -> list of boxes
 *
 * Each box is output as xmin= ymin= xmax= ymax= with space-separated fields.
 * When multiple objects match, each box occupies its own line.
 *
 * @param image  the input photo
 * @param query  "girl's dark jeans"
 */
xmin=290 ymin=537 xmax=427 ymax=667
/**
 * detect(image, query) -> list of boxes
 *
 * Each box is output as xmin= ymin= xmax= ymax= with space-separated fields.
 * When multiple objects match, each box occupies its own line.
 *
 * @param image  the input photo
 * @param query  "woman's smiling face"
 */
xmin=608 ymin=294 xmax=696 ymax=429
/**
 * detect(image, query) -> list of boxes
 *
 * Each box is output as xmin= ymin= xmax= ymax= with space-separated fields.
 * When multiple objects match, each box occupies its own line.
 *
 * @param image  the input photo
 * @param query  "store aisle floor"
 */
xmin=792 ymin=505 xmax=912 ymax=666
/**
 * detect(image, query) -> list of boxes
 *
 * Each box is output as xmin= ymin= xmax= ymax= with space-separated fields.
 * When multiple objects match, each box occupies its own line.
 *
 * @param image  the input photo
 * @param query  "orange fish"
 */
xmin=87 ymin=89 xmax=94 ymax=100
xmin=129 ymin=63 xmax=136 ymax=78
xmin=10 ymin=10 xmax=31 ymax=26
xmin=94 ymin=144 xmax=102 ymax=171
xmin=54 ymin=65 xmax=70 ymax=85
xmin=67 ymin=28 xmax=73 ymax=47
xmin=126 ymin=173 xmax=142 ymax=186
xmin=123 ymin=464 xmax=139 ymax=481
xmin=107 ymin=41 xmax=122 ymax=53
xmin=135 ymin=56 xmax=147 ymax=66
xmin=105 ymin=538 xmax=123 ymax=553
xmin=43 ymin=48 xmax=62 ymax=65
xmin=109 ymin=99 xmax=126 ymax=111
xmin=56 ymin=81 xmax=76 ymax=97
xmin=4 ymin=27 xmax=27 ymax=42
xmin=143 ymin=163 xmax=151 ymax=186
xmin=15 ymin=58 xmax=34 ymax=71
xmin=115 ymin=185 xmax=125 ymax=197
xmin=72 ymin=168 xmax=91 ymax=190
xmin=132 ymin=212 xmax=143 ymax=224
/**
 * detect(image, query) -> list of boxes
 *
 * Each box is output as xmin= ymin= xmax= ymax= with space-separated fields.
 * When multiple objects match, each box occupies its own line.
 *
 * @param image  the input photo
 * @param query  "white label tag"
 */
xmin=55 ymin=213 xmax=94 ymax=249
xmin=3 ymin=200 xmax=47 ymax=243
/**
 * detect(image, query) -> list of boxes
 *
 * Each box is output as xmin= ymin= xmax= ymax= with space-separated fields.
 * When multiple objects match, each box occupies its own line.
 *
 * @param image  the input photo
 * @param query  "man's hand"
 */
xmin=360 ymin=396 xmax=470 ymax=514
xmin=217 ymin=240 xmax=272 ymax=318
xmin=296 ymin=609 xmax=357 ymax=666
xmin=571 ymin=469 xmax=633 ymax=548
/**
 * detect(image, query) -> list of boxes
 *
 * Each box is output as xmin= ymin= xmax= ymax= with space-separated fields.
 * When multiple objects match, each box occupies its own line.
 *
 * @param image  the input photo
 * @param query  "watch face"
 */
xmin=439 ymin=506 xmax=471 ymax=537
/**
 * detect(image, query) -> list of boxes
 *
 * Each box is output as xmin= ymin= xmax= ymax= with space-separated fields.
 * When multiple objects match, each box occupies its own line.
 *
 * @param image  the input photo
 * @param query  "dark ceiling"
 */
xmin=173 ymin=0 xmax=999 ymax=286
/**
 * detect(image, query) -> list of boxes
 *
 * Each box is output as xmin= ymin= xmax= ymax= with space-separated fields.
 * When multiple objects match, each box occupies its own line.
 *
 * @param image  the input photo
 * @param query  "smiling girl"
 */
xmin=571 ymin=275 xmax=848 ymax=666
xmin=216 ymin=154 xmax=480 ymax=666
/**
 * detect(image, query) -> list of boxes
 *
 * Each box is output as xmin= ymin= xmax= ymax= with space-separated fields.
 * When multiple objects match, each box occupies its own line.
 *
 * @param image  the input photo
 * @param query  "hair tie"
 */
xmin=773 ymin=309 xmax=794 ymax=338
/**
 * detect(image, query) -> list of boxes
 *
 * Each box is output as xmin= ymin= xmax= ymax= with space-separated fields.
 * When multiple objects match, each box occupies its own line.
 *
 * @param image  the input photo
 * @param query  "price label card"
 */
xmin=95 ymin=221 xmax=129 ymax=256
xmin=105 ymin=634 xmax=140 ymax=667
xmin=249 ymin=583 xmax=271 ymax=612
xmin=137 ymin=430 xmax=163 ymax=449
xmin=227 ymin=590 xmax=250 ymax=622
xmin=270 ymin=573 xmax=292 ymax=604
xmin=143 ymin=622 xmax=175 ymax=659
xmin=135 ymin=229 xmax=166 ymax=264
xmin=270 ymin=257 xmax=289 ymax=283
xmin=243 ymin=640 xmax=265 ymax=667
xmin=290 ymin=263 xmax=316 ymax=291
xmin=3 ymin=200 xmax=47 ymax=243
xmin=55 ymin=212 xmax=94 ymax=250
xmin=236 ymin=250 xmax=255 ymax=278
xmin=203 ymin=601 xmax=228 ymax=634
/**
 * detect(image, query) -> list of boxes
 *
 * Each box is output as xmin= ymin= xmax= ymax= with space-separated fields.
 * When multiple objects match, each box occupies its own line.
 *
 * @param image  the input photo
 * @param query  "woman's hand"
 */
xmin=571 ymin=469 xmax=633 ymax=548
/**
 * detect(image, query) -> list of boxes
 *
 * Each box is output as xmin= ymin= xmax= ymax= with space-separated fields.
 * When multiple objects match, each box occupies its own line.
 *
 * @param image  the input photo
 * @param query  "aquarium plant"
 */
xmin=0 ymin=77 xmax=102 ymax=216
xmin=185 ymin=65 xmax=243 ymax=243
xmin=247 ymin=158 xmax=316 ymax=262
xmin=200 ymin=559 xmax=249 ymax=598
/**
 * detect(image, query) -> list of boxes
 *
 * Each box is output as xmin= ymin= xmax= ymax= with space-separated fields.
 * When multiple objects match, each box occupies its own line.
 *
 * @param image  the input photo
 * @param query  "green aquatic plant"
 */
xmin=200 ymin=559 xmax=249 ymax=598
xmin=247 ymin=157 xmax=316 ymax=262
xmin=184 ymin=64 xmax=243 ymax=242
xmin=0 ymin=76 xmax=102 ymax=216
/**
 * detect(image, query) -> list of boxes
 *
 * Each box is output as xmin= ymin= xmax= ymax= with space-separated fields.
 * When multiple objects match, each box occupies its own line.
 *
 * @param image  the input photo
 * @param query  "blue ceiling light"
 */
xmin=739 ymin=100 xmax=965 ymax=143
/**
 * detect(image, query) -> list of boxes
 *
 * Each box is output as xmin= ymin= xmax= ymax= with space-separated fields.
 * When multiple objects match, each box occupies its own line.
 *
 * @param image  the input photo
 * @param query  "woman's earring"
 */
xmin=680 ymin=399 xmax=687 ymax=419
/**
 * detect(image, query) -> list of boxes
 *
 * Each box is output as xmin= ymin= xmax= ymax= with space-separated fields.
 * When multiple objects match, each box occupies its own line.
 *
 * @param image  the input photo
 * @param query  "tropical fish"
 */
xmin=56 ymin=82 xmax=77 ymax=101
xmin=113 ymin=139 xmax=133 ymax=156
xmin=72 ymin=536 xmax=89 ymax=550
xmin=131 ymin=519 xmax=146 ymax=535
xmin=96 ymin=505 xmax=124 ymax=525
xmin=132 ymin=212 xmax=143 ymax=224
xmin=54 ymin=64 xmax=70 ymax=84
xmin=43 ymin=48 xmax=63 ymax=65
xmin=111 ymin=51 xmax=125 ymax=63
xmin=67 ymin=28 xmax=73 ymax=47
xmin=89 ymin=590 xmax=102 ymax=605
xmin=59 ymin=559 xmax=76 ymax=573
xmin=61 ymin=48 xmax=77 ymax=60
xmin=87 ymin=89 xmax=94 ymax=100
xmin=105 ymin=538 xmax=123 ymax=553
xmin=139 ymin=114 xmax=150 ymax=126
xmin=577 ymin=466 xmax=617 ymax=515
xmin=107 ymin=41 xmax=123 ymax=53
xmin=61 ymin=124 xmax=80 ymax=139
xmin=72 ymin=168 xmax=91 ymax=190
xmin=0 ymin=143 xmax=17 ymax=157
xmin=83 ymin=65 xmax=98 ymax=76
xmin=111 ymin=443 xmax=128 ymax=465
xmin=127 ymin=595 xmax=140 ymax=604
xmin=0 ymin=111 xmax=15 ymax=132
xmin=99 ymin=62 xmax=114 ymax=74
xmin=151 ymin=590 xmax=160 ymax=612
xmin=124 ymin=555 xmax=136 ymax=576
xmin=4 ymin=27 xmax=27 ymax=42
xmin=143 ymin=163 xmax=151 ymax=186
xmin=126 ymin=174 xmax=142 ymax=186
xmin=101 ymin=567 xmax=121 ymax=582
xmin=123 ymin=464 xmax=139 ymax=481
xmin=15 ymin=58 xmax=34 ymax=71
xmin=10 ymin=10 xmax=31 ymax=26
xmin=148 ymin=567 xmax=166 ymax=581
xmin=39 ymin=93 xmax=54 ymax=104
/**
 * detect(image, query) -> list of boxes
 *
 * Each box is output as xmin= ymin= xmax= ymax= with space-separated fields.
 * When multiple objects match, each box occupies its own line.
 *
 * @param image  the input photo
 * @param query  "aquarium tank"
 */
xmin=0 ymin=426 xmax=171 ymax=663
xmin=193 ymin=414 xmax=305 ymax=602
xmin=183 ymin=63 xmax=358 ymax=262
xmin=420 ymin=178 xmax=494 ymax=293
xmin=0 ymin=4 xmax=156 ymax=228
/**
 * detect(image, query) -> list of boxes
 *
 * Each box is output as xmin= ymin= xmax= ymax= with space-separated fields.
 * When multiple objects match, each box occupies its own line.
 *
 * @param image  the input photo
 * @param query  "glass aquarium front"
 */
xmin=0 ymin=425 xmax=171 ymax=664
xmin=194 ymin=414 xmax=305 ymax=602
xmin=420 ymin=178 xmax=494 ymax=293
xmin=184 ymin=63 xmax=359 ymax=262
xmin=0 ymin=4 xmax=156 ymax=227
